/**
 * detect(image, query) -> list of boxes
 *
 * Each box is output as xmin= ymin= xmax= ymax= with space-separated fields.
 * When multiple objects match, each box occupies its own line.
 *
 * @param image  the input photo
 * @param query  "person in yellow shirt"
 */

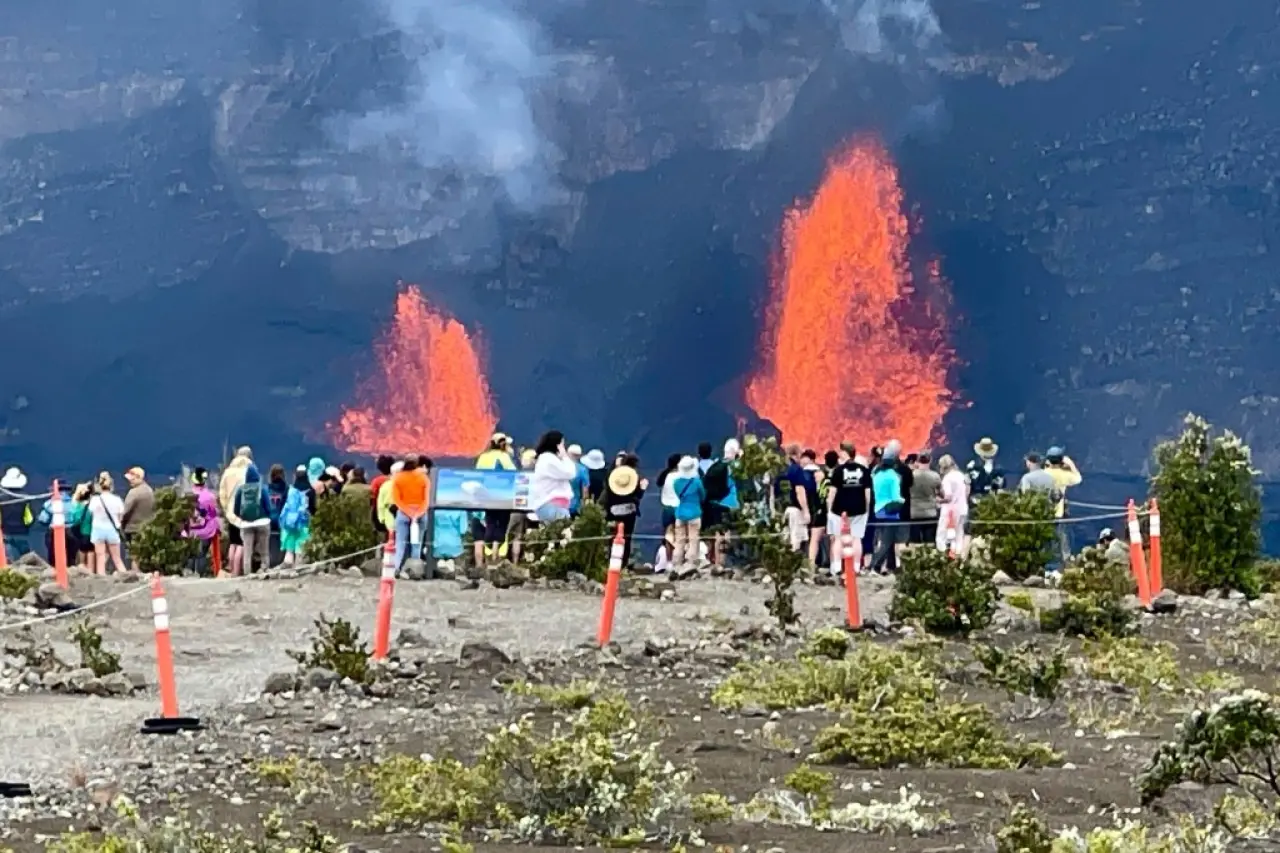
xmin=474 ymin=433 xmax=516 ymax=565
xmin=1045 ymin=446 xmax=1082 ymax=564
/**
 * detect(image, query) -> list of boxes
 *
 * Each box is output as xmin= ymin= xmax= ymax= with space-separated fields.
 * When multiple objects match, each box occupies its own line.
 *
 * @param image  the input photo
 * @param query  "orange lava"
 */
xmin=745 ymin=136 xmax=956 ymax=452
xmin=334 ymin=285 xmax=497 ymax=457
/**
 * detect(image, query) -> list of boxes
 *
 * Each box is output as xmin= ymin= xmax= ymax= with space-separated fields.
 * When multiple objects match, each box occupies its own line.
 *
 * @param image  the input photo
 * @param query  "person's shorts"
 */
xmin=535 ymin=503 xmax=570 ymax=523
xmin=470 ymin=516 xmax=486 ymax=541
xmin=483 ymin=511 xmax=511 ymax=544
xmin=226 ymin=524 xmax=242 ymax=546
xmin=702 ymin=503 xmax=726 ymax=531
xmin=661 ymin=507 xmax=676 ymax=531
xmin=89 ymin=525 xmax=120 ymax=546
xmin=827 ymin=512 xmax=868 ymax=539
xmin=784 ymin=506 xmax=809 ymax=549
xmin=507 ymin=512 xmax=529 ymax=540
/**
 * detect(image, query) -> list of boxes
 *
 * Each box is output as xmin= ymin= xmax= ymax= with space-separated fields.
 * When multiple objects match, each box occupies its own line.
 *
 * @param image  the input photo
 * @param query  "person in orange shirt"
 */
xmin=390 ymin=455 xmax=431 ymax=574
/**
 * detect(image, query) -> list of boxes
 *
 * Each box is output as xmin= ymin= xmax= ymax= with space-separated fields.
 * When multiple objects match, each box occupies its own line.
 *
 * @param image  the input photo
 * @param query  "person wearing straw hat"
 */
xmin=0 ymin=466 xmax=34 ymax=561
xmin=965 ymin=437 xmax=1007 ymax=501
xmin=602 ymin=453 xmax=648 ymax=568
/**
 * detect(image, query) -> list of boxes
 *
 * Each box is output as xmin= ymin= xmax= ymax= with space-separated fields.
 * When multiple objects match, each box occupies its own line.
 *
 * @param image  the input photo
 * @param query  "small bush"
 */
xmin=306 ymin=492 xmax=382 ymax=564
xmin=524 ymin=501 xmax=610 ymax=582
xmin=802 ymin=627 xmax=851 ymax=660
xmin=47 ymin=798 xmax=339 ymax=853
xmin=289 ymin=614 xmax=372 ymax=685
xmin=365 ymin=695 xmax=692 ymax=845
xmin=1150 ymin=413 xmax=1262 ymax=596
xmin=0 ymin=571 xmax=37 ymax=600
xmin=760 ymin=519 xmax=806 ymax=632
xmin=1138 ymin=690 xmax=1280 ymax=805
xmin=504 ymin=679 xmax=601 ymax=710
xmin=890 ymin=546 xmax=999 ymax=634
xmin=995 ymin=804 xmax=1053 ymax=853
xmin=973 ymin=641 xmax=1068 ymax=701
xmin=711 ymin=638 xmax=942 ymax=711
xmin=1040 ymin=546 xmax=1135 ymax=639
xmin=810 ymin=694 xmax=1061 ymax=769
xmin=71 ymin=619 xmax=120 ymax=677
xmin=970 ymin=490 xmax=1058 ymax=580
xmin=128 ymin=487 xmax=200 ymax=575
xmin=1004 ymin=590 xmax=1036 ymax=614
xmin=1083 ymin=636 xmax=1181 ymax=700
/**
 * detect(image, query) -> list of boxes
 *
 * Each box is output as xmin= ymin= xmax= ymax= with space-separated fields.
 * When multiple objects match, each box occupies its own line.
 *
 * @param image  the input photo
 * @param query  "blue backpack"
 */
xmin=279 ymin=486 xmax=311 ymax=530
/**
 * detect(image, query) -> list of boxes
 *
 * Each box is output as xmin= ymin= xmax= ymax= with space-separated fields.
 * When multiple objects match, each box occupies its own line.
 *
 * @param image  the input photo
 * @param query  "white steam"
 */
xmin=326 ymin=0 xmax=565 ymax=213
xmin=820 ymin=0 xmax=943 ymax=62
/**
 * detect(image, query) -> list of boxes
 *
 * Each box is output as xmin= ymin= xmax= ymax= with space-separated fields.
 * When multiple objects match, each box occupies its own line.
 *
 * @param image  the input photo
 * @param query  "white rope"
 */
xmin=0 ymin=544 xmax=383 ymax=632
xmin=0 ymin=585 xmax=149 ymax=633
xmin=0 ymin=491 xmax=52 ymax=507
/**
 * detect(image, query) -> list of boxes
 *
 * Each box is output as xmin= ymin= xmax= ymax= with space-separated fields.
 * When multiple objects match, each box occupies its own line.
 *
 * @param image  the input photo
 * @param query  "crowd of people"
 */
xmin=0 ymin=430 xmax=1085 ymax=578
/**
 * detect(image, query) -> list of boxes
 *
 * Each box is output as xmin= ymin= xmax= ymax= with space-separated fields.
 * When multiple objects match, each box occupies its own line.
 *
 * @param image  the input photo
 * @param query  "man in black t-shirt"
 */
xmin=825 ymin=445 xmax=871 ymax=574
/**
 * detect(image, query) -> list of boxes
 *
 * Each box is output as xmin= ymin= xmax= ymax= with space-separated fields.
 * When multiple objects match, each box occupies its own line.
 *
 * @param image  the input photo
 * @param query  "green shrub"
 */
xmin=1138 ymin=690 xmax=1280 ymax=805
xmin=711 ymin=638 xmax=942 ymax=711
xmin=810 ymin=694 xmax=1060 ymax=768
xmin=365 ymin=696 xmax=692 ymax=845
xmin=0 ymin=570 xmax=37 ymax=600
xmin=48 ymin=799 xmax=339 ymax=852
xmin=802 ymin=627 xmax=851 ymax=660
xmin=71 ymin=619 xmax=121 ymax=677
xmin=1040 ymin=546 xmax=1135 ymax=638
xmin=970 ymin=491 xmax=1058 ymax=580
xmin=524 ymin=501 xmax=609 ymax=582
xmin=890 ymin=546 xmax=998 ymax=634
xmin=288 ymin=614 xmax=372 ymax=685
xmin=128 ymin=487 xmax=200 ymax=575
xmin=995 ymin=804 xmax=1053 ymax=853
xmin=972 ymin=641 xmax=1068 ymax=701
xmin=760 ymin=521 xmax=806 ymax=631
xmin=504 ymin=679 xmax=601 ymax=710
xmin=1150 ymin=414 xmax=1262 ymax=596
xmin=306 ymin=492 xmax=383 ymax=564
xmin=735 ymin=434 xmax=787 ymax=512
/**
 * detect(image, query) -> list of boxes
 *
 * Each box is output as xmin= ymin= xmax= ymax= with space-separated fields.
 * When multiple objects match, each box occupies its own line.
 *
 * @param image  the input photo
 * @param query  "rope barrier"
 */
xmin=0 ymin=544 xmax=383 ymax=634
xmin=0 ymin=492 xmax=51 ymax=507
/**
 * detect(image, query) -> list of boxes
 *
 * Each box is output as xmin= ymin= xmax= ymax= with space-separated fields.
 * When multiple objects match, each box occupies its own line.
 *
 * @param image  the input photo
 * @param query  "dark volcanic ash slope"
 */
xmin=0 ymin=0 xmax=1277 ymax=482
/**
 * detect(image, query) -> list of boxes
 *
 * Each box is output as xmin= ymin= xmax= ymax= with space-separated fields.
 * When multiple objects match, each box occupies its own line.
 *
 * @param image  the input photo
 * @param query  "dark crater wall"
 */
xmin=0 ymin=0 xmax=1277 ymax=538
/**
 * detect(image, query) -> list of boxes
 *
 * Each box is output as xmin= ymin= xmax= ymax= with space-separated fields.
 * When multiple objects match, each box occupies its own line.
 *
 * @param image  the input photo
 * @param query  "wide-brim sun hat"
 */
xmin=676 ymin=455 xmax=698 ymax=477
xmin=608 ymin=466 xmax=639 ymax=496
xmin=974 ymin=437 xmax=999 ymax=458
xmin=582 ymin=449 xmax=607 ymax=470
xmin=0 ymin=467 xmax=28 ymax=490
xmin=567 ymin=444 xmax=583 ymax=457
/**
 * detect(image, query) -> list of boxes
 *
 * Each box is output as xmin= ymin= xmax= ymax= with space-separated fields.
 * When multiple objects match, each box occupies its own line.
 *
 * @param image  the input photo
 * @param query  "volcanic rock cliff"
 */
xmin=0 ymin=0 xmax=1277 ymax=483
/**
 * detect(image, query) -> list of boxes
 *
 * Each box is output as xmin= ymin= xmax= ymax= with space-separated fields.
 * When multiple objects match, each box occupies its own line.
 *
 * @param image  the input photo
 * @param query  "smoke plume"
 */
xmin=326 ymin=0 xmax=566 ymax=214
xmin=820 ymin=0 xmax=943 ymax=62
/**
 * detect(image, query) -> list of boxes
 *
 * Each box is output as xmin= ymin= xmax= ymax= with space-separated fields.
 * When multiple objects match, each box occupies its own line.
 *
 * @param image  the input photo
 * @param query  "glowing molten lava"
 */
xmin=746 ymin=136 xmax=956 ymax=452
xmin=335 ymin=286 xmax=497 ymax=457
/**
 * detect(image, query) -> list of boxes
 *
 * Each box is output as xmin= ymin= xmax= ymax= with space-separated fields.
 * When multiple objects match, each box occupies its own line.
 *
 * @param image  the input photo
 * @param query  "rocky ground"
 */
xmin=0 ymin=553 xmax=1277 ymax=852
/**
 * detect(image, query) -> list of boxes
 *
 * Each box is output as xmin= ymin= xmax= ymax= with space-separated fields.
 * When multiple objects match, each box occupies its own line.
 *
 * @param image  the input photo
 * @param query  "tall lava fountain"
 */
xmin=746 ymin=136 xmax=957 ymax=452
xmin=334 ymin=285 xmax=497 ymax=457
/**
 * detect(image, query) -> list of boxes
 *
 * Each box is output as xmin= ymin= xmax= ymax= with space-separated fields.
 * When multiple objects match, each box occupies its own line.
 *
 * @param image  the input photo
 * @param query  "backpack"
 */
xmin=702 ymin=460 xmax=731 ymax=503
xmin=238 ymin=481 xmax=265 ymax=523
xmin=279 ymin=487 xmax=310 ymax=530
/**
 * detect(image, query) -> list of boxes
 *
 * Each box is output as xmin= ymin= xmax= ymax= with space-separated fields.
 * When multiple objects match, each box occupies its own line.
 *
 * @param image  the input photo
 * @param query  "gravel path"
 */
xmin=0 ymin=570 xmax=901 ymax=785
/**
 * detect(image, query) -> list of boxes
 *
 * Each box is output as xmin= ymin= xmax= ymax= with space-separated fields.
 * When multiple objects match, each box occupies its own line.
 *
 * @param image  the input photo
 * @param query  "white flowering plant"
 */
xmin=1150 ymin=413 xmax=1262 ymax=595
xmin=1138 ymin=690 xmax=1280 ymax=805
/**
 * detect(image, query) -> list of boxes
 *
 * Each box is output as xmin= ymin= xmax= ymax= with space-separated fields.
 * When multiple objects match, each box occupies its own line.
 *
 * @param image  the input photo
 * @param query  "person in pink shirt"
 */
xmin=936 ymin=454 xmax=969 ymax=553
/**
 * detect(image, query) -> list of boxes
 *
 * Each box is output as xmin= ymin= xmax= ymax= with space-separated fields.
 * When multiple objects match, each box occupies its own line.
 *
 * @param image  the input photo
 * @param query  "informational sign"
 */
xmin=433 ymin=468 xmax=530 ymax=511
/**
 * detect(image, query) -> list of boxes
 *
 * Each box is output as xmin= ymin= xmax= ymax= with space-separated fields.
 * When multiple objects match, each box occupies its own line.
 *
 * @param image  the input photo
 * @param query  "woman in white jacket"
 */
xmin=528 ymin=430 xmax=579 ymax=523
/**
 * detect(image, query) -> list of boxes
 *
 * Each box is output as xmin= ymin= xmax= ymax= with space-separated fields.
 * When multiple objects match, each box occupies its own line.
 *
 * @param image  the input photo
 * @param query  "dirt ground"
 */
xmin=0 ymin=564 xmax=1266 ymax=852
